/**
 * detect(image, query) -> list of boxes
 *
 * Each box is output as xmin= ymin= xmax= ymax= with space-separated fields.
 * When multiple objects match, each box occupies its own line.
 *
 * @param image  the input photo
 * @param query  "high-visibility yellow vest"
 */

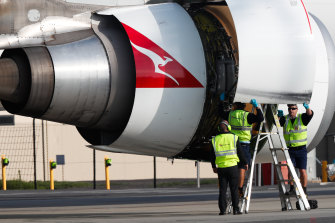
xmin=284 ymin=114 xmax=307 ymax=147
xmin=228 ymin=110 xmax=252 ymax=142
xmin=212 ymin=133 xmax=239 ymax=168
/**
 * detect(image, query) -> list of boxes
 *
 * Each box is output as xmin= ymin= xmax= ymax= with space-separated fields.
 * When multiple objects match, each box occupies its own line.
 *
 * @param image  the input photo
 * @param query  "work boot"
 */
xmin=285 ymin=185 xmax=295 ymax=196
xmin=233 ymin=207 xmax=242 ymax=215
xmin=233 ymin=210 xmax=243 ymax=215
xmin=219 ymin=212 xmax=226 ymax=215
xmin=285 ymin=189 xmax=295 ymax=196
xmin=301 ymin=186 xmax=308 ymax=198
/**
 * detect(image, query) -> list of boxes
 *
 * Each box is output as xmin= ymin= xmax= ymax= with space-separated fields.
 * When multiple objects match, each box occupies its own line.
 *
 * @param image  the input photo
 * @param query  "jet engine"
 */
xmin=0 ymin=0 xmax=334 ymax=162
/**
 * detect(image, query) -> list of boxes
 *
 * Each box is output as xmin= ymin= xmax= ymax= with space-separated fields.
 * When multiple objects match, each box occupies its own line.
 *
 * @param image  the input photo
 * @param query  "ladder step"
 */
xmin=269 ymin=148 xmax=288 ymax=151
xmin=274 ymin=164 xmax=288 ymax=167
xmin=277 ymin=179 xmax=293 ymax=182
xmin=259 ymin=132 xmax=279 ymax=135
xmin=281 ymin=193 xmax=297 ymax=198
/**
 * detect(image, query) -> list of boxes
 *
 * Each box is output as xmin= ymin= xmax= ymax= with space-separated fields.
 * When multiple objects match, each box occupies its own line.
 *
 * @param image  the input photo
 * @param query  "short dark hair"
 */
xmin=234 ymin=102 xmax=246 ymax=109
xmin=287 ymin=104 xmax=297 ymax=107
xmin=218 ymin=120 xmax=229 ymax=132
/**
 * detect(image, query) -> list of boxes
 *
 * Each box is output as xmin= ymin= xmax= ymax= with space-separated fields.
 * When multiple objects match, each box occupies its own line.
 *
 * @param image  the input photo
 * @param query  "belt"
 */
xmin=288 ymin=145 xmax=306 ymax=150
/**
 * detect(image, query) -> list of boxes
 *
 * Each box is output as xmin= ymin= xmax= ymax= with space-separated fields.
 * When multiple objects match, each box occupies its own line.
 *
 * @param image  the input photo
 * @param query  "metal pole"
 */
xmin=105 ymin=156 xmax=110 ymax=190
xmin=62 ymin=166 xmax=64 ymax=182
xmin=271 ymin=163 xmax=274 ymax=185
xmin=93 ymin=149 xmax=96 ymax=189
xmin=2 ymin=155 xmax=6 ymax=191
xmin=153 ymin=156 xmax=156 ymax=188
xmin=196 ymin=160 xmax=200 ymax=188
xmin=42 ymin=120 xmax=46 ymax=181
xmin=322 ymin=161 xmax=328 ymax=182
xmin=33 ymin=118 xmax=37 ymax=190
xmin=257 ymin=164 xmax=262 ymax=186
xmin=50 ymin=160 xmax=54 ymax=190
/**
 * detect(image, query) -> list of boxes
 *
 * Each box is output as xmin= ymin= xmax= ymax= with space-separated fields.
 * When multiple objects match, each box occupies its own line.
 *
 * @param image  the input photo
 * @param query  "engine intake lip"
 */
xmin=0 ymin=47 xmax=55 ymax=118
xmin=22 ymin=47 xmax=55 ymax=118
xmin=1 ymin=48 xmax=32 ymax=114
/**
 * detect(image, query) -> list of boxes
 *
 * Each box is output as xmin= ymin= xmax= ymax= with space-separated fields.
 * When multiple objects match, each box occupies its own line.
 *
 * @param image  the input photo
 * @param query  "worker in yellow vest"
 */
xmin=219 ymin=99 xmax=264 ymax=197
xmin=210 ymin=120 xmax=248 ymax=215
xmin=277 ymin=103 xmax=313 ymax=195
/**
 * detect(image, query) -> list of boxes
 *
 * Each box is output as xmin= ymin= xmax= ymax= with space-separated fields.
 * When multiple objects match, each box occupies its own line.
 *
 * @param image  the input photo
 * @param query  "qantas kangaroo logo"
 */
xmin=122 ymin=23 xmax=203 ymax=88
xmin=130 ymin=41 xmax=179 ymax=86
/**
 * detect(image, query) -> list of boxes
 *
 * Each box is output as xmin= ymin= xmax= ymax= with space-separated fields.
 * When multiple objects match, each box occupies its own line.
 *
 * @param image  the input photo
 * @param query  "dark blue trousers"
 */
xmin=217 ymin=165 xmax=239 ymax=213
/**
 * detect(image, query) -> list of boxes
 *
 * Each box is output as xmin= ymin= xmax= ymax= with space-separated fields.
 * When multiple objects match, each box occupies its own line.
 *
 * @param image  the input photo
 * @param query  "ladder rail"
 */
xmin=244 ymin=105 xmax=292 ymax=213
xmin=243 ymin=141 xmax=257 ymax=213
xmin=270 ymin=105 xmax=310 ymax=211
xmin=242 ymin=105 xmax=268 ymax=213
xmin=284 ymin=150 xmax=310 ymax=211
xmin=263 ymin=116 xmax=293 ymax=210
xmin=241 ymin=126 xmax=262 ymax=213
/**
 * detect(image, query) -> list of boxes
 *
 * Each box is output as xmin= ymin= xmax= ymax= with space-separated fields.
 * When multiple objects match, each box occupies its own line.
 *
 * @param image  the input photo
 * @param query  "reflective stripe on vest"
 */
xmin=283 ymin=114 xmax=307 ymax=147
xmin=228 ymin=110 xmax=252 ymax=142
xmin=230 ymin=125 xmax=252 ymax=131
xmin=212 ymin=133 xmax=239 ymax=168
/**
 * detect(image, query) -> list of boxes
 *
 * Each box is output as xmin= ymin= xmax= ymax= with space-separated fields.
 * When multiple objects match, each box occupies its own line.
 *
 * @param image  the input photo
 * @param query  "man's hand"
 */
xmin=251 ymin=99 xmax=258 ymax=108
xmin=213 ymin=168 xmax=218 ymax=174
xmin=245 ymin=165 xmax=249 ymax=171
xmin=303 ymin=102 xmax=309 ymax=110
xmin=303 ymin=102 xmax=313 ymax=116
xmin=277 ymin=110 xmax=284 ymax=117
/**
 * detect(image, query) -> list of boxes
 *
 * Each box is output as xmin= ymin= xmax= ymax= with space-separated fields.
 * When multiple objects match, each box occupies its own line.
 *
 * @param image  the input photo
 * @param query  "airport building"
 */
xmin=1 ymin=104 xmax=334 ymax=184
xmin=0 ymin=106 xmax=217 ymax=182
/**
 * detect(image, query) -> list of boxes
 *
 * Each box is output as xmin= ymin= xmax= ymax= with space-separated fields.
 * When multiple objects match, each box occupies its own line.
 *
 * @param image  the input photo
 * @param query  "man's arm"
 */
xmin=301 ymin=110 xmax=314 ymax=126
xmin=306 ymin=108 xmax=313 ymax=116
xmin=210 ymin=143 xmax=217 ymax=173
xmin=247 ymin=107 xmax=264 ymax=124
xmin=218 ymin=102 xmax=229 ymax=120
xmin=279 ymin=116 xmax=285 ymax=127
xmin=301 ymin=102 xmax=313 ymax=126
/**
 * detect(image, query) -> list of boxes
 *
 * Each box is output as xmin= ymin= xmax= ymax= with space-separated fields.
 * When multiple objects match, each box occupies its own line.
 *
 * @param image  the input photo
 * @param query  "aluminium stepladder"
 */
xmin=239 ymin=104 xmax=310 ymax=213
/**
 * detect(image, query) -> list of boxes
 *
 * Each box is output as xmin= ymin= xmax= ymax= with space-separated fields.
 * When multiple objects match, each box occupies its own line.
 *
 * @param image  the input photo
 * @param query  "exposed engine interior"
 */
xmin=175 ymin=2 xmax=239 ymax=160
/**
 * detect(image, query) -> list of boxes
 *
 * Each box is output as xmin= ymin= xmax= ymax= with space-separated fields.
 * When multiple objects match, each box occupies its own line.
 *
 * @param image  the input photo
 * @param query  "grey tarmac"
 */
xmin=0 ymin=183 xmax=334 ymax=223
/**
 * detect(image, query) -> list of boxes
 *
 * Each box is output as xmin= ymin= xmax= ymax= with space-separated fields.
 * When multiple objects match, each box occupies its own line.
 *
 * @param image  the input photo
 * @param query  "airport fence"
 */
xmin=0 ymin=121 xmax=42 ymax=182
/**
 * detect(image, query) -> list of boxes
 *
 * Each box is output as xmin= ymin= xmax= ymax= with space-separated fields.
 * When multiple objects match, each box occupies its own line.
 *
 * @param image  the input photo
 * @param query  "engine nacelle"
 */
xmin=1 ymin=14 xmax=136 ymax=144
